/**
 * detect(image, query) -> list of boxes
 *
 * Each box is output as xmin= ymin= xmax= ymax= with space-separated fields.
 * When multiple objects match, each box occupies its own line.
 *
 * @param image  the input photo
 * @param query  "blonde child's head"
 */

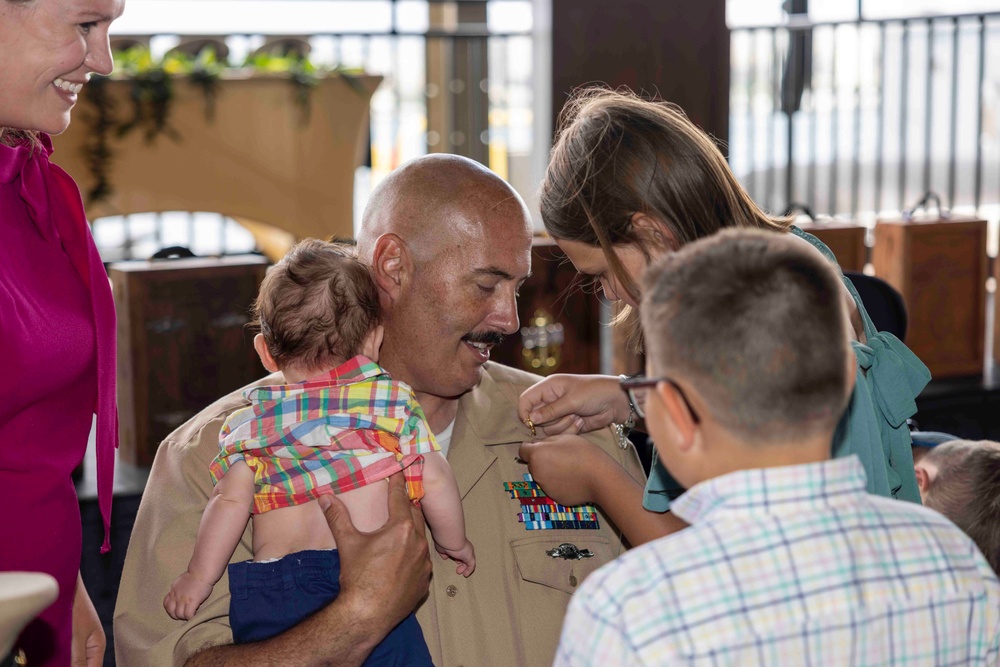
xmin=916 ymin=439 xmax=1000 ymax=575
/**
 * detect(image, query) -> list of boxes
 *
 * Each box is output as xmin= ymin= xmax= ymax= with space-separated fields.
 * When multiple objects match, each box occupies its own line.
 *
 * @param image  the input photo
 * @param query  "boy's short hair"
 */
xmin=922 ymin=440 xmax=1000 ymax=575
xmin=253 ymin=238 xmax=380 ymax=370
xmin=640 ymin=229 xmax=852 ymax=444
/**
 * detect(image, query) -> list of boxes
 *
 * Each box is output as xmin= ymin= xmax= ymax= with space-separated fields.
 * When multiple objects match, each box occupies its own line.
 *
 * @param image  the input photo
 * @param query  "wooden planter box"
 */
xmin=111 ymin=255 xmax=269 ymax=466
xmin=52 ymin=73 xmax=382 ymax=248
xmin=872 ymin=215 xmax=988 ymax=378
xmin=796 ymin=220 xmax=868 ymax=272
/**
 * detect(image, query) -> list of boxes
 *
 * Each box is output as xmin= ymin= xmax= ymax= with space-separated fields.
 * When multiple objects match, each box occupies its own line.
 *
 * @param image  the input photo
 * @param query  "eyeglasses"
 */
xmin=619 ymin=374 xmax=701 ymax=424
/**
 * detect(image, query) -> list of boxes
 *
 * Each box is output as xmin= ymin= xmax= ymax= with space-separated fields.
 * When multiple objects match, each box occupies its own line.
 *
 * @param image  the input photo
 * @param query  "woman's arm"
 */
xmin=73 ymin=572 xmax=106 ymax=667
xmin=518 ymin=435 xmax=687 ymax=547
xmin=519 ymin=374 xmax=635 ymax=435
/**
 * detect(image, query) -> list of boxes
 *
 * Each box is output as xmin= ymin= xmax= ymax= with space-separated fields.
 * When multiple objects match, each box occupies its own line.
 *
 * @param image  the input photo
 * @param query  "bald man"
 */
xmin=114 ymin=155 xmax=644 ymax=667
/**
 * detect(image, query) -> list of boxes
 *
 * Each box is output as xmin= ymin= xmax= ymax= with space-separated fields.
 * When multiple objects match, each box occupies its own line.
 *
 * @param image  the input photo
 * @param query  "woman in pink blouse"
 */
xmin=0 ymin=0 xmax=124 ymax=664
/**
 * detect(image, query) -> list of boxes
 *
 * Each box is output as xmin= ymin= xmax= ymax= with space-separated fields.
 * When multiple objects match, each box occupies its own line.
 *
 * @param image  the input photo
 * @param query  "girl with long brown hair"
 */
xmin=517 ymin=88 xmax=930 ymax=546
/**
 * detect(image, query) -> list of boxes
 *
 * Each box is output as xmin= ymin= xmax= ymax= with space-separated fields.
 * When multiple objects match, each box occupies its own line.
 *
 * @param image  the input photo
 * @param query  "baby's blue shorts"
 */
xmin=228 ymin=549 xmax=432 ymax=665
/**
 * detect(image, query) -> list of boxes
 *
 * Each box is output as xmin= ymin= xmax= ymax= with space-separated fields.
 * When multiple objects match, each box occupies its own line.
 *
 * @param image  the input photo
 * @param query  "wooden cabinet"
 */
xmin=872 ymin=216 xmax=987 ymax=378
xmin=111 ymin=255 xmax=269 ymax=465
xmin=796 ymin=220 xmax=868 ymax=272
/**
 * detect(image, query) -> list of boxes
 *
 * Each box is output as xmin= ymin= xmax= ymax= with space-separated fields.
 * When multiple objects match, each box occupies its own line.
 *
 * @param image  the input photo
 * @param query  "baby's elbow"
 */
xmin=210 ymin=486 xmax=253 ymax=510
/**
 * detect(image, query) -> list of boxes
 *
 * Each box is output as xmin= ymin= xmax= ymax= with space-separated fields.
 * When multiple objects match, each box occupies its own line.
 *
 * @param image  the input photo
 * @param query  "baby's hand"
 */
xmin=435 ymin=538 xmax=476 ymax=577
xmin=164 ymin=571 xmax=214 ymax=620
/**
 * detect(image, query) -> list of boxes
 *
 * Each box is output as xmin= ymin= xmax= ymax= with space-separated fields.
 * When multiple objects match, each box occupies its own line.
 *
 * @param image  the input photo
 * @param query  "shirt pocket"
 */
xmin=510 ymin=534 xmax=614 ymax=595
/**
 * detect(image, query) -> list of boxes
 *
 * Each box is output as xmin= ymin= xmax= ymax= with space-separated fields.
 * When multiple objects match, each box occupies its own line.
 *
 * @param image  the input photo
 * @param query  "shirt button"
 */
xmin=569 ymin=575 xmax=578 ymax=588
xmin=446 ymin=585 xmax=458 ymax=597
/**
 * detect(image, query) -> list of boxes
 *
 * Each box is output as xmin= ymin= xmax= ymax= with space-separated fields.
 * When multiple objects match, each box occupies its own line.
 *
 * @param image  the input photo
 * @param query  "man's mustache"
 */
xmin=463 ymin=331 xmax=505 ymax=346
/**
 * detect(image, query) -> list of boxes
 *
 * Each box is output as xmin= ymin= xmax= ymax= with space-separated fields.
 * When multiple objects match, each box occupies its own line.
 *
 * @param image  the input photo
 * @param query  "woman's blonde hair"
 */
xmin=540 ymin=87 xmax=791 ymax=328
xmin=0 ymin=128 xmax=42 ymax=149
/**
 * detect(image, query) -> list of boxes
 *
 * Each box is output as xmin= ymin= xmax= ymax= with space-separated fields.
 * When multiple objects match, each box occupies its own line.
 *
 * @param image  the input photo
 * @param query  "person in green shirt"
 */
xmin=517 ymin=87 xmax=930 ymax=547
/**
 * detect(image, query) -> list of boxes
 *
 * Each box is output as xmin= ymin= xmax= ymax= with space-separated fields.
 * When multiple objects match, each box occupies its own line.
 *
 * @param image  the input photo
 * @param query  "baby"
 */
xmin=164 ymin=239 xmax=473 ymax=660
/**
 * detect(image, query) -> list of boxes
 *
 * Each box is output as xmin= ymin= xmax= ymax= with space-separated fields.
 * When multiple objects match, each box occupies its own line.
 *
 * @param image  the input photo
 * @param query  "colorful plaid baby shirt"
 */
xmin=555 ymin=456 xmax=1000 ymax=666
xmin=211 ymin=355 xmax=439 ymax=514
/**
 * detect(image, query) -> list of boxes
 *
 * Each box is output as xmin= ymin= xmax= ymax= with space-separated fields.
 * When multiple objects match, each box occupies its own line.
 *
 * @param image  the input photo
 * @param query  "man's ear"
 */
xmin=630 ymin=212 xmax=678 ymax=252
xmin=254 ymin=333 xmax=280 ymax=373
xmin=654 ymin=380 xmax=699 ymax=452
xmin=361 ymin=325 xmax=385 ymax=362
xmin=370 ymin=233 xmax=409 ymax=301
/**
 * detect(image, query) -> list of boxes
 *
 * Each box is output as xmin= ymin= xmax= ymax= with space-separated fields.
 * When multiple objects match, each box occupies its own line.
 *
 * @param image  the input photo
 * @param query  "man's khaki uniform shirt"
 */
xmin=114 ymin=362 xmax=646 ymax=666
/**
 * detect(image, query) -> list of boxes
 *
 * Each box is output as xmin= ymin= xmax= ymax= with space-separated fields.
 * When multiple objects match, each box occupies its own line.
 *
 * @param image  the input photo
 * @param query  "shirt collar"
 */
xmin=669 ymin=456 xmax=868 ymax=525
xmin=244 ymin=354 xmax=388 ymax=401
xmin=304 ymin=354 xmax=385 ymax=385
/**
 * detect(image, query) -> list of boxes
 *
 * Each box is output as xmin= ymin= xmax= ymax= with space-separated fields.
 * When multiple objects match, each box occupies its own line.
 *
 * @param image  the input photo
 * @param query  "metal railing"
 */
xmin=729 ymin=11 xmax=1000 ymax=230
xmin=93 ymin=0 xmax=536 ymax=261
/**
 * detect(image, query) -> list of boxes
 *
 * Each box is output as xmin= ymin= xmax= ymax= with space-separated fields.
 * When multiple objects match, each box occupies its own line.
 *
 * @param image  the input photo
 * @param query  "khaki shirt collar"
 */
xmin=450 ymin=364 xmax=528 ymax=499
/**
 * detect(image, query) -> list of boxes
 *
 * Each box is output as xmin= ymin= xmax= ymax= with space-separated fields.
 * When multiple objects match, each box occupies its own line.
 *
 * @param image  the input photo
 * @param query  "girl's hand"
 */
xmin=72 ymin=574 xmax=105 ymax=667
xmin=518 ymin=374 xmax=632 ymax=435
xmin=434 ymin=539 xmax=476 ymax=578
xmin=517 ymin=434 xmax=615 ymax=507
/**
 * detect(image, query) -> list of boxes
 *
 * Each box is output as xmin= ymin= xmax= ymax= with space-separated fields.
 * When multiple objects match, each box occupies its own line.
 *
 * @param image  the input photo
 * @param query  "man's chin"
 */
xmin=459 ymin=363 xmax=486 ymax=390
xmin=440 ymin=364 xmax=486 ymax=399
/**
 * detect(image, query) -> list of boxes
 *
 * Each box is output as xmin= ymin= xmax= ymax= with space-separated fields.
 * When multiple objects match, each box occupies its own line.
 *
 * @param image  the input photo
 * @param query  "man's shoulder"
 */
xmin=163 ymin=373 xmax=282 ymax=446
xmin=481 ymin=361 xmax=544 ymax=391
xmin=466 ymin=362 xmax=543 ymax=420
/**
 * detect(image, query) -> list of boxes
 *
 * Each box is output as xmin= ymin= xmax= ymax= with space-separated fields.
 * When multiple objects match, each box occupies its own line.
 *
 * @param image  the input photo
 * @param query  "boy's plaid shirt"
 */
xmin=555 ymin=456 xmax=1000 ymax=666
xmin=211 ymin=355 xmax=439 ymax=513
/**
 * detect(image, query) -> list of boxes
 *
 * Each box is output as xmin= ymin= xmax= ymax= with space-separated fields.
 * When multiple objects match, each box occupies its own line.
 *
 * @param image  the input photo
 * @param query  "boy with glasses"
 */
xmin=555 ymin=229 xmax=1000 ymax=665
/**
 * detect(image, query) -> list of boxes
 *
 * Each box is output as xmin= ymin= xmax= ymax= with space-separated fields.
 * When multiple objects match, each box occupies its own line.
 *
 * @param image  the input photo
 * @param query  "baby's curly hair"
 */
xmin=253 ymin=239 xmax=380 ymax=371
